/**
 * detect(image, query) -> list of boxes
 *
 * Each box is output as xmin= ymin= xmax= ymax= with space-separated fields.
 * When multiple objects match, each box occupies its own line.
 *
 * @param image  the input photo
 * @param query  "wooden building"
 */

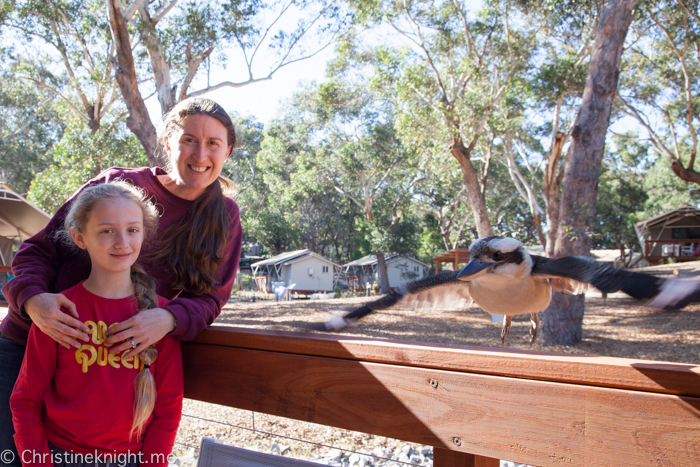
xmin=634 ymin=205 xmax=700 ymax=263
xmin=345 ymin=254 xmax=430 ymax=290
xmin=251 ymin=250 xmax=341 ymax=293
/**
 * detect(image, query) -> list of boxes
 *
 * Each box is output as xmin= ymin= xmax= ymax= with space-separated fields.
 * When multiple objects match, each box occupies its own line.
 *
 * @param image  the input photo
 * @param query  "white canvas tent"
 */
xmin=0 ymin=181 xmax=52 ymax=279
xmin=634 ymin=205 xmax=700 ymax=260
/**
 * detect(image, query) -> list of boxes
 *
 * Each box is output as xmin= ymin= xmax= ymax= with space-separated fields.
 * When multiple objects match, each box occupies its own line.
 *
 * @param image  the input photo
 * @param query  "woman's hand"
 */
xmin=105 ymin=308 xmax=177 ymax=358
xmin=24 ymin=293 xmax=90 ymax=349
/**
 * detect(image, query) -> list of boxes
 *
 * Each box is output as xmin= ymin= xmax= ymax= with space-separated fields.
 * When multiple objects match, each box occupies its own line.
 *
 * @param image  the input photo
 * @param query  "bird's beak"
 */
xmin=456 ymin=258 xmax=493 ymax=281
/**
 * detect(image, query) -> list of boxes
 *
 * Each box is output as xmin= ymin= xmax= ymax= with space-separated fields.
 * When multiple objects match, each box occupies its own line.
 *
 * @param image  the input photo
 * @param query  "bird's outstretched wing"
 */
xmin=530 ymin=255 xmax=700 ymax=309
xmin=326 ymin=271 xmax=469 ymax=330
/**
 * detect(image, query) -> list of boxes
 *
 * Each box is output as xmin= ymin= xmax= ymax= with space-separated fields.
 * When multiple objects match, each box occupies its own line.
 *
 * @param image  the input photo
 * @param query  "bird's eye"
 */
xmin=493 ymin=252 xmax=503 ymax=261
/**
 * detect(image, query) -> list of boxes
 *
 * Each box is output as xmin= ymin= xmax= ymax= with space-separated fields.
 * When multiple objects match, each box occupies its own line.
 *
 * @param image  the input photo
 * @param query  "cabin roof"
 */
xmin=251 ymin=249 xmax=340 ymax=268
xmin=345 ymin=254 xmax=430 ymax=268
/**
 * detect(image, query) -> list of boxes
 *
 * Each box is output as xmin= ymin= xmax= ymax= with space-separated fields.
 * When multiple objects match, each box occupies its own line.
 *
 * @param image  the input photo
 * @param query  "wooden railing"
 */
xmin=182 ymin=326 xmax=700 ymax=467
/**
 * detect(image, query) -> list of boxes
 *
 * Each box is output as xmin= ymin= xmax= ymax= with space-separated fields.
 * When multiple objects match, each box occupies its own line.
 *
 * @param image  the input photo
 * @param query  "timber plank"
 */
xmin=182 ymin=342 xmax=700 ymax=467
xmin=192 ymin=326 xmax=700 ymax=397
xmin=433 ymin=449 xmax=500 ymax=467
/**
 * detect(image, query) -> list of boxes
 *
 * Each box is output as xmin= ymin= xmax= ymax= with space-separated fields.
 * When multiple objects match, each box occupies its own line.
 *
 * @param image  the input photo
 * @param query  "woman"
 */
xmin=0 ymin=97 xmax=242 ymax=465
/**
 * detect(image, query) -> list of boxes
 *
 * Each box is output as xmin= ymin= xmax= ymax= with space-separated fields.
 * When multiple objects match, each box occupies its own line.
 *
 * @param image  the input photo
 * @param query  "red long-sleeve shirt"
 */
xmin=1 ymin=166 xmax=243 ymax=345
xmin=11 ymin=282 xmax=183 ymax=467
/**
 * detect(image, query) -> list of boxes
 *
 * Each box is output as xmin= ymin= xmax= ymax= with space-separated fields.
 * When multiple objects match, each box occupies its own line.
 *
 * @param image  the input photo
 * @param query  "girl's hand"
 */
xmin=24 ymin=293 xmax=90 ymax=349
xmin=105 ymin=307 xmax=177 ymax=358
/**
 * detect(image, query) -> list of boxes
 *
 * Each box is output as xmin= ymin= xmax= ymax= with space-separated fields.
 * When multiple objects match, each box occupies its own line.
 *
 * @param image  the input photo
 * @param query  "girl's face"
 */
xmin=163 ymin=114 xmax=232 ymax=200
xmin=71 ymin=197 xmax=144 ymax=276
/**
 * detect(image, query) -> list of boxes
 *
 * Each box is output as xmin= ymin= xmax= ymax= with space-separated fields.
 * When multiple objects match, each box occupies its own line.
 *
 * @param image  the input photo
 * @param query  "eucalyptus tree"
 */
xmin=497 ymin=0 xmax=597 ymax=255
xmin=27 ymin=114 xmax=148 ymax=213
xmin=262 ymin=80 xmax=419 ymax=293
xmin=541 ymin=0 xmax=637 ymax=346
xmin=0 ymin=72 xmax=64 ymax=193
xmin=105 ymin=0 xmax=349 ymax=163
xmin=1 ymin=0 xmax=121 ymax=133
xmin=616 ymin=0 xmax=700 ymax=185
xmin=344 ymin=0 xmax=534 ymax=237
xmin=3 ymin=0 xmax=348 ymax=164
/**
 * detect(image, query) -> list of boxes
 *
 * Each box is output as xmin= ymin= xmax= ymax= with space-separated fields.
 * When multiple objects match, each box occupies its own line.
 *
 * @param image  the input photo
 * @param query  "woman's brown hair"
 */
xmin=155 ymin=97 xmax=235 ymax=296
xmin=62 ymin=181 xmax=161 ymax=441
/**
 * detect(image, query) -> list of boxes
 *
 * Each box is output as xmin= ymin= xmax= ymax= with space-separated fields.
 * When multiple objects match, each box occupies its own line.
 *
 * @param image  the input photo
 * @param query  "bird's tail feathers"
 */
xmin=646 ymin=278 xmax=700 ymax=310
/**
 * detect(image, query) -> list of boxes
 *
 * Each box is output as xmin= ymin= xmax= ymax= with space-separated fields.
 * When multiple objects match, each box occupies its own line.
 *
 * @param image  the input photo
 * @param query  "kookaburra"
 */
xmin=326 ymin=236 xmax=698 ymax=344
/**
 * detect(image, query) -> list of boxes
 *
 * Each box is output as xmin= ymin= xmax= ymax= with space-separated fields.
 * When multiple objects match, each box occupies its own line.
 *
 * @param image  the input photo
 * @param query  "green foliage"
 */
xmin=593 ymin=136 xmax=649 ymax=252
xmin=641 ymin=155 xmax=700 ymax=218
xmin=252 ymin=78 xmax=421 ymax=261
xmin=617 ymin=0 xmax=700 ymax=185
xmin=2 ymin=0 xmax=118 ymax=131
xmin=416 ymin=214 xmax=445 ymax=264
xmin=27 ymin=117 xmax=147 ymax=213
xmin=0 ymin=73 xmax=64 ymax=193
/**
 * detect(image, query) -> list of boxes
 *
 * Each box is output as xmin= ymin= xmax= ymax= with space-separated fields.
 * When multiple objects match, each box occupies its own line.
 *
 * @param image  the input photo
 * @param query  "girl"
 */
xmin=10 ymin=181 xmax=183 ymax=467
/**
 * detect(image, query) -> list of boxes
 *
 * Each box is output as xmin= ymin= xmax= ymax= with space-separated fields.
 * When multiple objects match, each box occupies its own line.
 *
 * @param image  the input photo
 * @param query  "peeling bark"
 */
xmin=544 ymin=131 xmax=566 ymax=258
xmin=106 ymin=0 xmax=159 ymax=165
xmin=138 ymin=6 xmax=176 ymax=115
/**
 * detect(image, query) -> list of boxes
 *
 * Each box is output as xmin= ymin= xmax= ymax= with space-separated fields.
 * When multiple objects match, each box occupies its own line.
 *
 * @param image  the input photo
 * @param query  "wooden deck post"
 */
xmin=433 ymin=448 xmax=500 ymax=467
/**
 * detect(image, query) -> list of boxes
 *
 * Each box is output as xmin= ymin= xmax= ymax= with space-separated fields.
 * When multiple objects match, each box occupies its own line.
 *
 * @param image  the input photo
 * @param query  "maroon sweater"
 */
xmin=1 ymin=167 xmax=243 ymax=345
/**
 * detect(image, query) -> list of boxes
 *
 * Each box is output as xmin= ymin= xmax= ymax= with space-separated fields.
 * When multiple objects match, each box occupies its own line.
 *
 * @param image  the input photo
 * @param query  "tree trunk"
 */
xmin=375 ymin=253 xmax=391 ymax=295
xmin=138 ymin=7 xmax=176 ymax=115
xmin=539 ymin=292 xmax=585 ymax=345
xmin=542 ymin=0 xmax=636 ymax=347
xmin=544 ymin=131 xmax=566 ymax=258
xmin=105 ymin=0 xmax=160 ymax=166
xmin=449 ymin=139 xmax=493 ymax=238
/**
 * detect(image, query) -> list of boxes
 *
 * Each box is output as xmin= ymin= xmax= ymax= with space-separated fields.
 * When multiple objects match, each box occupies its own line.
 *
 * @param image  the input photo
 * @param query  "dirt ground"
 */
xmin=174 ymin=287 xmax=700 ymax=461
xmin=215 ymin=291 xmax=700 ymax=363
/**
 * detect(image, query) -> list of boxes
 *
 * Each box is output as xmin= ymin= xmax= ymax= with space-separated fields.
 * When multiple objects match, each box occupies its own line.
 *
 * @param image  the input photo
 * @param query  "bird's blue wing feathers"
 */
xmin=530 ymin=255 xmax=662 ymax=298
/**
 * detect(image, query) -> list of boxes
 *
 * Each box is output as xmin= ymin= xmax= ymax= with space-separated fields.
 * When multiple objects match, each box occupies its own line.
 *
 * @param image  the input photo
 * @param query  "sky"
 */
xmin=146 ymin=46 xmax=337 ymax=127
xmin=143 ymin=9 xmax=340 ymax=127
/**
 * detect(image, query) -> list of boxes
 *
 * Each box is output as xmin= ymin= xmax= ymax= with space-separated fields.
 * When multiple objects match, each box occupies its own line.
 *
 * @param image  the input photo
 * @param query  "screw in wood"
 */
xmin=453 ymin=437 xmax=462 ymax=446
xmin=430 ymin=379 xmax=438 ymax=388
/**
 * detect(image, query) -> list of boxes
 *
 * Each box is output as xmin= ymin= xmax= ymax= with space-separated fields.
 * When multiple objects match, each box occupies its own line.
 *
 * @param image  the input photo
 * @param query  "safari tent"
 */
xmin=634 ymin=205 xmax=700 ymax=262
xmin=0 ymin=179 xmax=52 ymax=286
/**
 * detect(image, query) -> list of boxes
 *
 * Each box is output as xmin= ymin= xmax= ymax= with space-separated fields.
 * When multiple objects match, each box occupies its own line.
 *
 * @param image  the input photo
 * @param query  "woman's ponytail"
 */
xmin=129 ymin=263 xmax=160 ymax=441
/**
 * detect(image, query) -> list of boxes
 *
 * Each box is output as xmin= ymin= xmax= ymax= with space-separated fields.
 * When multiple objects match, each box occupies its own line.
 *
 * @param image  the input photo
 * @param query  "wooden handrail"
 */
xmin=182 ymin=326 xmax=700 ymax=467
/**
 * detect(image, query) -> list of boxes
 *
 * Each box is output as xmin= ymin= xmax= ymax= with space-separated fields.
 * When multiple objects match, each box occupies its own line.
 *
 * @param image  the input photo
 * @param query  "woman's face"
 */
xmin=164 ymin=114 xmax=232 ymax=200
